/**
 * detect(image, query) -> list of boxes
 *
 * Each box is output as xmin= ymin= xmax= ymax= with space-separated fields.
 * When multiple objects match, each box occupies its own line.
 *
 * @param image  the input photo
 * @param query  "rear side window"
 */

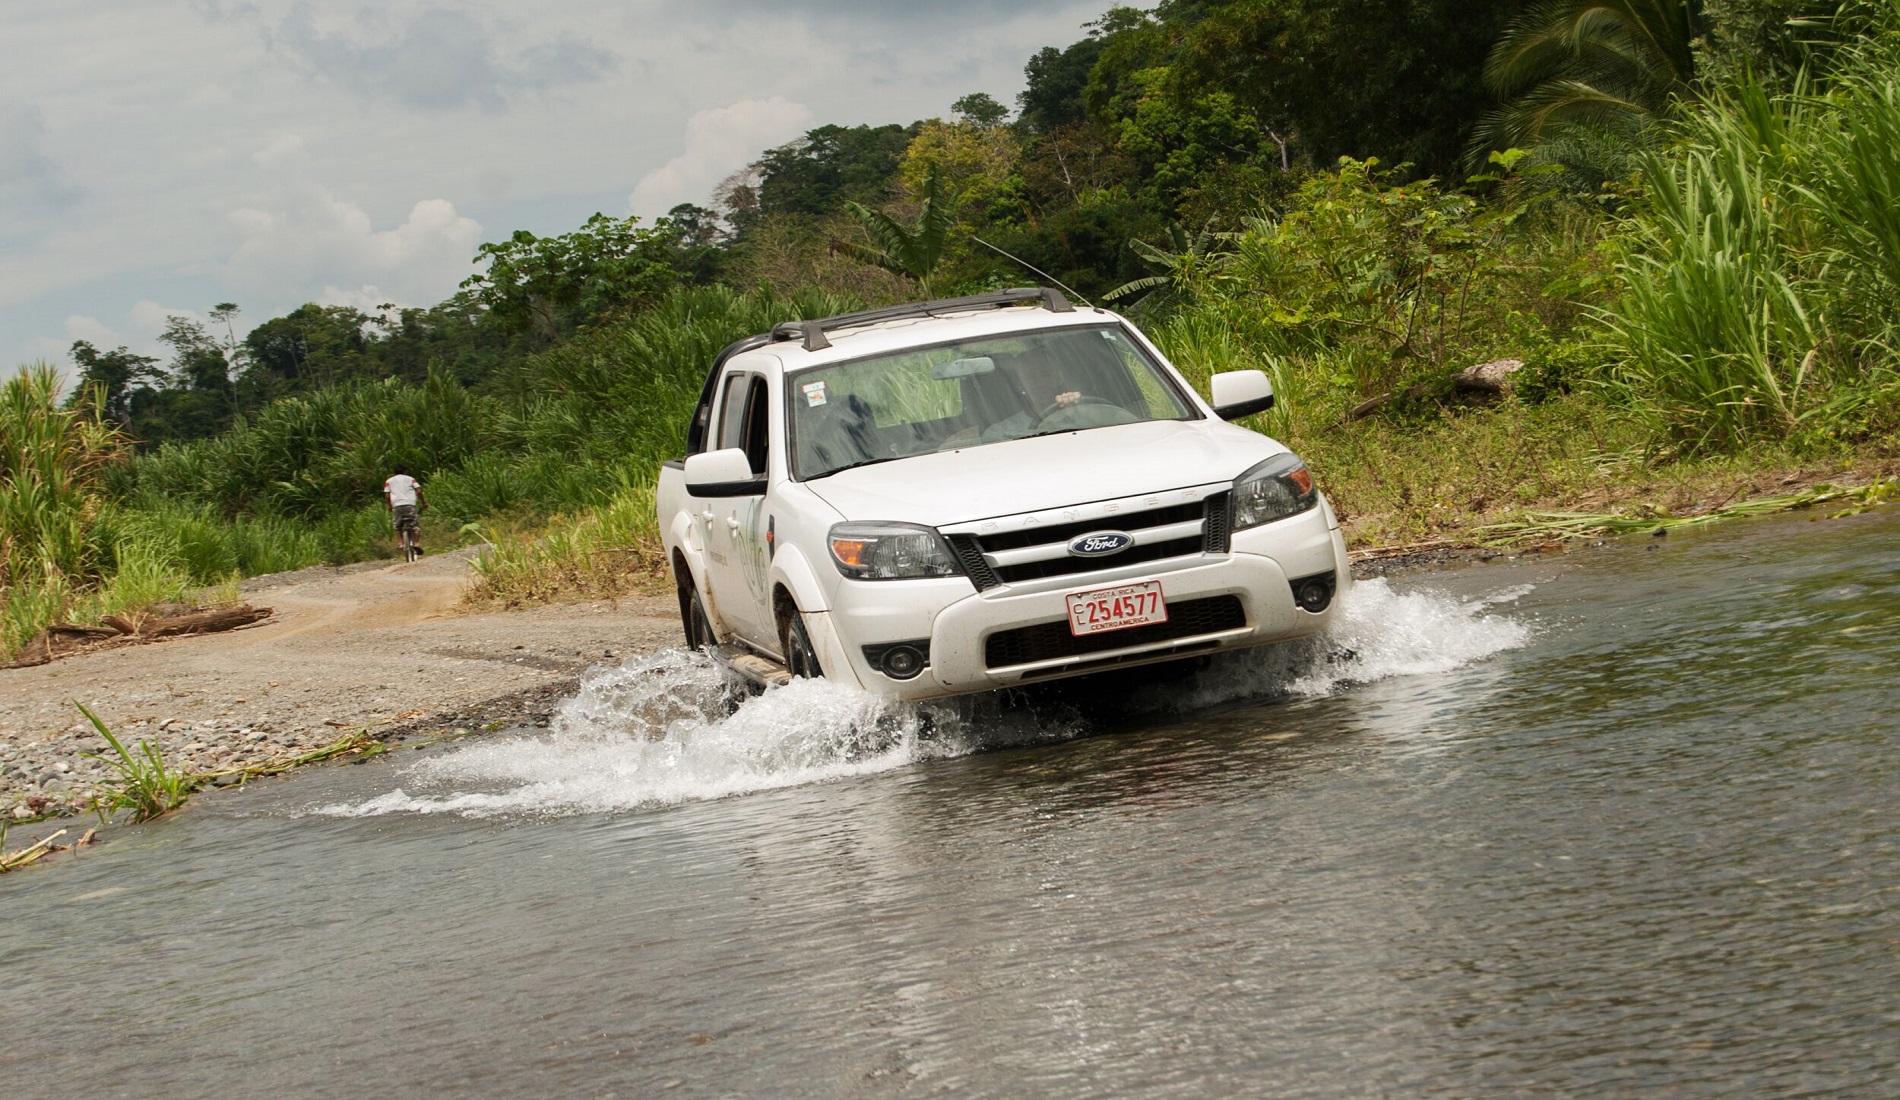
xmin=740 ymin=376 xmax=769 ymax=474
xmin=716 ymin=374 xmax=750 ymax=453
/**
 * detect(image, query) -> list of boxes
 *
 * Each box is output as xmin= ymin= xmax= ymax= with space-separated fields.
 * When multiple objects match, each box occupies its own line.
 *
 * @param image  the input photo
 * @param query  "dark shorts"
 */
xmin=392 ymin=504 xmax=419 ymax=533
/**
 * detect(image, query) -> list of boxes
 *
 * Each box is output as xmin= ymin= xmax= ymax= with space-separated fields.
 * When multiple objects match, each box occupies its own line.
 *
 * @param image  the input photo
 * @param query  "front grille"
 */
xmin=954 ymin=497 xmax=1222 ymax=587
xmin=976 ymin=501 xmax=1202 ymax=553
xmin=984 ymin=595 xmax=1247 ymax=669
xmin=994 ymin=536 xmax=1203 ymax=584
xmin=945 ymin=534 xmax=1000 ymax=591
xmin=1202 ymin=491 xmax=1232 ymax=554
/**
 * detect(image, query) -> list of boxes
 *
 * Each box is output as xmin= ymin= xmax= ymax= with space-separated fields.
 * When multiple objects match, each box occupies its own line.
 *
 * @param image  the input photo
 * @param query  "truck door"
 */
xmin=695 ymin=371 xmax=775 ymax=647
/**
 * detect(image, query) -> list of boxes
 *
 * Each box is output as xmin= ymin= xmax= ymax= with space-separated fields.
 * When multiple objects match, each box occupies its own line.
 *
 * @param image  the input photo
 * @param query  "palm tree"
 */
xmin=830 ymin=163 xmax=959 ymax=297
xmin=1470 ymin=0 xmax=1701 ymax=166
xmin=1103 ymin=224 xmax=1234 ymax=313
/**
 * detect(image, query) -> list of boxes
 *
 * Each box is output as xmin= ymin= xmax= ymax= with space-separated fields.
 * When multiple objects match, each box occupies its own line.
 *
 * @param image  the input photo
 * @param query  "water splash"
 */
xmin=318 ymin=651 xmax=937 ymax=818
xmin=1190 ymin=577 xmax=1531 ymax=709
xmin=315 ymin=578 xmax=1529 ymax=818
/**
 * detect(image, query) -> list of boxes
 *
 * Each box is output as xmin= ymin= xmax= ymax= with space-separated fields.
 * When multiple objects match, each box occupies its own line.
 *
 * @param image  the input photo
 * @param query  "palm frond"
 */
xmin=830 ymin=162 xmax=961 ymax=296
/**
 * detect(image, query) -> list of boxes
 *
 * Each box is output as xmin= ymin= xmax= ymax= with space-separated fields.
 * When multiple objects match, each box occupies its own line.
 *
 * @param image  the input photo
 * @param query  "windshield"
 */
xmin=788 ymin=325 xmax=1196 ymax=480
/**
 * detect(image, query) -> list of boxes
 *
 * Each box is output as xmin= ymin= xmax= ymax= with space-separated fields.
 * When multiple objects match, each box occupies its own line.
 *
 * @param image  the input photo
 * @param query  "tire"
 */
xmin=679 ymin=584 xmax=715 ymax=650
xmin=782 ymin=610 xmax=824 ymax=680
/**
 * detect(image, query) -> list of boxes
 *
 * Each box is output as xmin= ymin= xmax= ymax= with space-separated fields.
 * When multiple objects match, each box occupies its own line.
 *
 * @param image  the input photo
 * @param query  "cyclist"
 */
xmin=384 ymin=464 xmax=425 ymax=558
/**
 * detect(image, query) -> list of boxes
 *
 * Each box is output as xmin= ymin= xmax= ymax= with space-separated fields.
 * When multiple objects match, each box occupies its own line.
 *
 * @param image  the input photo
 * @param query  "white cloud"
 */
xmin=318 ymin=283 xmax=398 ymax=311
xmin=270 ymin=4 xmax=617 ymax=112
xmin=628 ymin=97 xmax=813 ymax=219
xmin=224 ymin=188 xmax=482 ymax=306
xmin=130 ymin=300 xmax=210 ymax=342
xmin=253 ymin=132 xmax=306 ymax=165
xmin=1 ymin=0 xmax=1111 ymax=370
xmin=0 ymin=103 xmax=80 ymax=243
xmin=187 ymin=83 xmax=238 ymax=107
xmin=64 ymin=315 xmax=119 ymax=347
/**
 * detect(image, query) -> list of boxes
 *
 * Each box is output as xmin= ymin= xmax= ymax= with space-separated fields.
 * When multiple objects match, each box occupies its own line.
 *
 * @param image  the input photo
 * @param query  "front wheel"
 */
xmin=679 ymin=584 xmax=715 ymax=650
xmin=782 ymin=610 xmax=824 ymax=680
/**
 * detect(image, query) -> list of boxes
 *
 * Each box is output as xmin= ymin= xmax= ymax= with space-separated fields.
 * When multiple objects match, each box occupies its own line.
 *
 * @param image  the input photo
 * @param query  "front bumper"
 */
xmin=820 ymin=502 xmax=1348 ymax=701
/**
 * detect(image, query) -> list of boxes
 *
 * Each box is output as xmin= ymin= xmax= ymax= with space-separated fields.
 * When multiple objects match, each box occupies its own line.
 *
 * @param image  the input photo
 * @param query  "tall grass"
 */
xmin=1601 ymin=27 xmax=1900 ymax=451
xmin=464 ymin=285 xmax=861 ymax=604
xmin=0 ymin=367 xmax=180 ymax=654
xmin=129 ymin=367 xmax=501 ymax=520
xmin=1 ymin=366 xmax=124 ymax=584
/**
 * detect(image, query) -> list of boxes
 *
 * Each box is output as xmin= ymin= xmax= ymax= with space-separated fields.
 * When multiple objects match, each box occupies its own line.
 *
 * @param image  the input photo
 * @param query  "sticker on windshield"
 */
xmin=801 ymin=381 xmax=828 ymax=407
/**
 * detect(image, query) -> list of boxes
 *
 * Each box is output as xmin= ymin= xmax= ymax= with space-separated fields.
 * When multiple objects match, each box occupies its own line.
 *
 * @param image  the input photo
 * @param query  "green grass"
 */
xmin=466 ymin=479 xmax=668 ymax=605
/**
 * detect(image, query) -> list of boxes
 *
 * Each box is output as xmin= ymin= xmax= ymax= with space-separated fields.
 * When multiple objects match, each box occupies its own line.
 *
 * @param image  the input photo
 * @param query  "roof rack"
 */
xmin=767 ymin=287 xmax=1074 ymax=353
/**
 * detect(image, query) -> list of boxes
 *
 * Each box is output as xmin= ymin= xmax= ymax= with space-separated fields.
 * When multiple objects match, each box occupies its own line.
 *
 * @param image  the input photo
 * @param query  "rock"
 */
xmin=1453 ymin=358 xmax=1524 ymax=394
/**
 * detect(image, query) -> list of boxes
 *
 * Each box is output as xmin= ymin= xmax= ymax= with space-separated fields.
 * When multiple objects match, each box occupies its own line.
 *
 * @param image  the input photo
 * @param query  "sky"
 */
xmin=2 ymin=0 xmax=1105 ymax=377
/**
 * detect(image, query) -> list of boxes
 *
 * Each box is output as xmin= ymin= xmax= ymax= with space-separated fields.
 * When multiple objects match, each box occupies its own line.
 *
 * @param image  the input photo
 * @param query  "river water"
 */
xmin=4 ymin=510 xmax=1897 ymax=1097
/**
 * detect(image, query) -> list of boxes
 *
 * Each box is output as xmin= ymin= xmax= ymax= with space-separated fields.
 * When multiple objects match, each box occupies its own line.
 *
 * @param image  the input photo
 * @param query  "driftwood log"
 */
xmin=4 ymin=605 xmax=273 ymax=669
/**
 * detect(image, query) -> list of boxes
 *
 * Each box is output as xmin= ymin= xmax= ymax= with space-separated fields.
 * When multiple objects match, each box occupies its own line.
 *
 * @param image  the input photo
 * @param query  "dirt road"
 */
xmin=0 ymin=550 xmax=678 ymax=818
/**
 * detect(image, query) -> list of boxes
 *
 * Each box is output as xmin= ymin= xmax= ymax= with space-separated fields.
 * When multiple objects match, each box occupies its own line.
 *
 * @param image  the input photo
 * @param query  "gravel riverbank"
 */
xmin=0 ymin=550 xmax=676 ymax=820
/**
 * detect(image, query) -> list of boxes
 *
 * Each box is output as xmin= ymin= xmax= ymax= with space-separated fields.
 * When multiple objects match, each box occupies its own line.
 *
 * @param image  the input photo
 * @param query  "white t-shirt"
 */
xmin=384 ymin=473 xmax=420 ymax=508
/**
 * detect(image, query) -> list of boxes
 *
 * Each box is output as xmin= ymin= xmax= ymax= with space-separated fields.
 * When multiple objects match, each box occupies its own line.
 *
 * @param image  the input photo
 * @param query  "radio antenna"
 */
xmin=971 ymin=236 xmax=1096 ymax=309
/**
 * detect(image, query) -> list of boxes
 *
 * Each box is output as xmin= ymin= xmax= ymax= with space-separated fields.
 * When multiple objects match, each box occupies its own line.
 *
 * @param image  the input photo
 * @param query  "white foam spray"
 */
xmin=315 ymin=578 xmax=1530 ymax=818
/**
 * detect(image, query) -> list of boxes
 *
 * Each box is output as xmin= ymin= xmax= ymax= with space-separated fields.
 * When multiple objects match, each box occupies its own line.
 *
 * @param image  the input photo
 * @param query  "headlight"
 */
xmin=828 ymin=521 xmax=961 ymax=580
xmin=1231 ymin=453 xmax=1318 ymax=530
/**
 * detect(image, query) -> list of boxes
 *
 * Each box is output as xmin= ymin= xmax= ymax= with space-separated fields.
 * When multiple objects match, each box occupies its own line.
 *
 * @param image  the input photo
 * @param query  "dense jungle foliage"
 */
xmin=6 ymin=0 xmax=1899 ymax=651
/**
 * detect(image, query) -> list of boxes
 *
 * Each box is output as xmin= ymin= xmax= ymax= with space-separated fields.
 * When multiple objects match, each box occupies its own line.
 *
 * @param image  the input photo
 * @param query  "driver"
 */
xmin=979 ymin=357 xmax=1082 ymax=442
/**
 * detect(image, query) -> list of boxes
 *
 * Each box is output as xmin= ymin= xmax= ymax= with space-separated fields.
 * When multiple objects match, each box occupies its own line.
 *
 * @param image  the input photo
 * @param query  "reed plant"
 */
xmin=77 ymin=701 xmax=193 ymax=823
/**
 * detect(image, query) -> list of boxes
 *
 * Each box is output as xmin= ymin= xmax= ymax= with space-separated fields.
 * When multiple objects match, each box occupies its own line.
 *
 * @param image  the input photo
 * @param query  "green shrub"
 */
xmin=316 ymin=504 xmax=396 ymax=565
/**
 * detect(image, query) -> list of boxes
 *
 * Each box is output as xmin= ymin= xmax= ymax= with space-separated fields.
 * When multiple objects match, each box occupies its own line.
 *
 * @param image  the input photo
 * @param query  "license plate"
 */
xmin=1066 ymin=580 xmax=1168 ymax=636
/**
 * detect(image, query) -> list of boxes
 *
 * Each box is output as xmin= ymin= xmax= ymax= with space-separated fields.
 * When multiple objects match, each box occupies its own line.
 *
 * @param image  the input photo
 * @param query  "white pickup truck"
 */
xmin=656 ymin=288 xmax=1349 ymax=700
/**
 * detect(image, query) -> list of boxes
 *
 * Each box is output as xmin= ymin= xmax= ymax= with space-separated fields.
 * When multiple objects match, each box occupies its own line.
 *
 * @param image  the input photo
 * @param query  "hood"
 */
xmin=801 ymin=420 xmax=1285 ymax=528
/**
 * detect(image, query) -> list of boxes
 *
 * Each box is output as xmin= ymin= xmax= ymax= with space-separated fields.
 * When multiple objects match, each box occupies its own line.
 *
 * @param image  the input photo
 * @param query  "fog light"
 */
xmin=1290 ymin=571 xmax=1336 ymax=613
xmin=881 ymin=645 xmax=925 ymax=679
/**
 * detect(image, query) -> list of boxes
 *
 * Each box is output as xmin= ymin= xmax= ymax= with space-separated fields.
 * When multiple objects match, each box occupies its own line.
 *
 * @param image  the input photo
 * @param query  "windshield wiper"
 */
xmin=808 ymin=455 xmax=905 ymax=479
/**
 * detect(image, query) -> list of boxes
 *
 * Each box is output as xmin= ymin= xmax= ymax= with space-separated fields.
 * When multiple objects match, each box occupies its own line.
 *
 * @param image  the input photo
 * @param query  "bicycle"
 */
xmin=394 ymin=505 xmax=423 ymax=562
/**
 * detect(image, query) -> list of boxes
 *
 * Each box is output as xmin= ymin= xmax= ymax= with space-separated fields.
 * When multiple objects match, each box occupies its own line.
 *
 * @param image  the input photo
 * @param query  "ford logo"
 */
xmin=1068 ymin=531 xmax=1133 ymax=557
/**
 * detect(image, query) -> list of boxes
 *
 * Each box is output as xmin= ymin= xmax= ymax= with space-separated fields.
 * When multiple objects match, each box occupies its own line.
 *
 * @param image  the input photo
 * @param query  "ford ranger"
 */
xmin=656 ymin=288 xmax=1349 ymax=700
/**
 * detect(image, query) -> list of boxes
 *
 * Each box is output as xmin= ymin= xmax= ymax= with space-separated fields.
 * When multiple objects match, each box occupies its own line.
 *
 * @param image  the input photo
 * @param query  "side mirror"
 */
xmin=1210 ymin=370 xmax=1275 ymax=421
xmin=685 ymin=448 xmax=765 ymax=497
